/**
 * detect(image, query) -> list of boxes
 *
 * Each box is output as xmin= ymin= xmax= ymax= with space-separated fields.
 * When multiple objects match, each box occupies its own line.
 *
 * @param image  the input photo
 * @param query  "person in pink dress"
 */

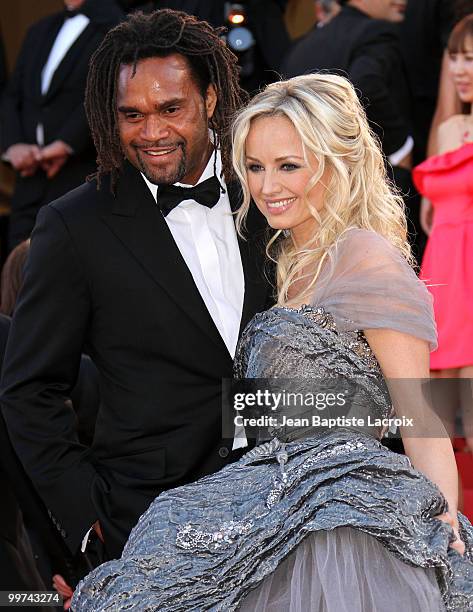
xmin=413 ymin=14 xmax=473 ymax=453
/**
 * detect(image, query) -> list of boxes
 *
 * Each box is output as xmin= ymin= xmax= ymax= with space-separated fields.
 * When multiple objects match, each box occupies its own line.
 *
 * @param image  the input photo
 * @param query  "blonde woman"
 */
xmin=73 ymin=74 xmax=473 ymax=611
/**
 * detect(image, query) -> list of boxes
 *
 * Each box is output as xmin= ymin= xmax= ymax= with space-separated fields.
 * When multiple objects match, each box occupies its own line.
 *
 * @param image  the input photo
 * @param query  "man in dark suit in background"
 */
xmin=400 ymin=0 xmax=453 ymax=164
xmin=282 ymin=0 xmax=422 ymax=257
xmin=1 ymin=0 xmax=123 ymax=250
xmin=1 ymin=9 xmax=270 ymax=583
xmin=283 ymin=0 xmax=411 ymax=169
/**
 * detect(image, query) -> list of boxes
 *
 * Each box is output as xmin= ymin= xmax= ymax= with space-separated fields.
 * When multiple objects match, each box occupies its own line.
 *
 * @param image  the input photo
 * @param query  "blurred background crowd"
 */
xmin=0 ymin=0 xmax=470 ymax=257
xmin=0 ymin=0 xmax=473 ymax=607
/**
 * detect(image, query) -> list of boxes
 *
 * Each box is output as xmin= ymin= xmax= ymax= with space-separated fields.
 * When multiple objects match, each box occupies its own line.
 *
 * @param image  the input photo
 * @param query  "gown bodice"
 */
xmin=233 ymin=304 xmax=393 ymax=442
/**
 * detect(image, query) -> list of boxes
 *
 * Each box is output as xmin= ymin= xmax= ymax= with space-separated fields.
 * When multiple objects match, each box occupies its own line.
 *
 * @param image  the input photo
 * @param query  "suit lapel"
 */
xmin=101 ymin=163 xmax=230 ymax=357
xmin=33 ymin=15 xmax=64 ymax=101
xmin=227 ymin=182 xmax=272 ymax=334
xmin=44 ymin=22 xmax=96 ymax=101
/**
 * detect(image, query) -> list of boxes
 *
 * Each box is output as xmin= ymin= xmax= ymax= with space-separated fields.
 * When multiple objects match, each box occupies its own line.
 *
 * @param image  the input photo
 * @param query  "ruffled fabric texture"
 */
xmin=72 ymin=432 xmax=473 ymax=611
xmin=413 ymin=142 xmax=473 ymax=193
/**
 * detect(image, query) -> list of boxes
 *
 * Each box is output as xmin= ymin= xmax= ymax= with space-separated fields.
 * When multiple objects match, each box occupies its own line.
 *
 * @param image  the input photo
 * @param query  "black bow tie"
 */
xmin=157 ymin=175 xmax=222 ymax=217
xmin=64 ymin=9 xmax=82 ymax=19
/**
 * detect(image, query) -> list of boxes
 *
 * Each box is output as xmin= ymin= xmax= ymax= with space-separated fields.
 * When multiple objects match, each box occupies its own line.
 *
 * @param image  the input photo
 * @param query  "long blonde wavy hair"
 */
xmin=232 ymin=73 xmax=412 ymax=306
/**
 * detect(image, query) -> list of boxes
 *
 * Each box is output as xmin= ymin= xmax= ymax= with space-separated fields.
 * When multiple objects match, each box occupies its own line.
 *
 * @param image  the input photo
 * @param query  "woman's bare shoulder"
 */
xmin=437 ymin=114 xmax=466 ymax=153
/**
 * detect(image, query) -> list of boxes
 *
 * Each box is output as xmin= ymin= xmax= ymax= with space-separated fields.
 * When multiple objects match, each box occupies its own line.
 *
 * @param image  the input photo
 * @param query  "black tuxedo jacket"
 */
xmin=282 ymin=5 xmax=411 ymax=158
xmin=400 ymin=0 xmax=452 ymax=102
xmin=400 ymin=0 xmax=453 ymax=162
xmin=1 ymin=1 xmax=123 ymax=232
xmin=0 ymin=162 xmax=272 ymax=558
xmin=0 ymin=315 xmax=59 ymax=595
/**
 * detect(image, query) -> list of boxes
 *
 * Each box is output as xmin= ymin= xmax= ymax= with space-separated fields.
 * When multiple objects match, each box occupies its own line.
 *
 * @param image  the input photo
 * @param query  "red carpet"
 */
xmin=454 ymin=439 xmax=473 ymax=521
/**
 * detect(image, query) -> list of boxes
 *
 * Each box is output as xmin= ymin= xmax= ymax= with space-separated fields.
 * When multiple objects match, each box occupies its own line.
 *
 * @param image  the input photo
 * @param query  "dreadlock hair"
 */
xmin=85 ymin=9 xmax=246 ymax=190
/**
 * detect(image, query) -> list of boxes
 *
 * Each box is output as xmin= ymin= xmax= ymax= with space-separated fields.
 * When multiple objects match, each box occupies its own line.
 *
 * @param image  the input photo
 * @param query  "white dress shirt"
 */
xmin=143 ymin=152 xmax=249 ymax=452
xmin=142 ymin=151 xmax=245 ymax=359
xmin=37 ymin=13 xmax=90 ymax=146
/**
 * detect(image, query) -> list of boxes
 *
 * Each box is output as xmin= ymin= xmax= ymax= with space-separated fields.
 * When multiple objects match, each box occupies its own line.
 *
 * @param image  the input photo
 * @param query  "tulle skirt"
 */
xmin=239 ymin=527 xmax=445 ymax=612
xmin=72 ymin=432 xmax=473 ymax=611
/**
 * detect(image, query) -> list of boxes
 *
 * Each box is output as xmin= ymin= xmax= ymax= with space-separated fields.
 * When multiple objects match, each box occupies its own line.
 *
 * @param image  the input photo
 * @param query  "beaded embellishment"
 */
xmin=176 ymin=519 xmax=254 ymax=552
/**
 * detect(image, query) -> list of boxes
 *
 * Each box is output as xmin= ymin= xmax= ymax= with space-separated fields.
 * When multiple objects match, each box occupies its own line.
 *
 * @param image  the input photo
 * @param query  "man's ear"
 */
xmin=205 ymin=84 xmax=218 ymax=119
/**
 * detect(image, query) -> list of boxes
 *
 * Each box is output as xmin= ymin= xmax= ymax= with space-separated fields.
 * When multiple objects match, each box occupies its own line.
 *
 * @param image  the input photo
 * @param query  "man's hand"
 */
xmin=52 ymin=574 xmax=73 ymax=610
xmin=434 ymin=511 xmax=466 ymax=556
xmin=38 ymin=140 xmax=72 ymax=179
xmin=396 ymin=149 xmax=413 ymax=171
xmin=52 ymin=522 xmax=103 ymax=609
xmin=4 ymin=143 xmax=41 ymax=176
xmin=93 ymin=520 xmax=104 ymax=542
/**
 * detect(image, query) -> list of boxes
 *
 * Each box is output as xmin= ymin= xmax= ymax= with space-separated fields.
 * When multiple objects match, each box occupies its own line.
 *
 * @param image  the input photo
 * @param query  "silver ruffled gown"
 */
xmin=73 ymin=230 xmax=473 ymax=611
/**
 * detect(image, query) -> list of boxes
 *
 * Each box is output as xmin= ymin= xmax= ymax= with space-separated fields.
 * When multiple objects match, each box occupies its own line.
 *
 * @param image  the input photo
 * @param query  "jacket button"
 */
xmin=219 ymin=447 xmax=229 ymax=458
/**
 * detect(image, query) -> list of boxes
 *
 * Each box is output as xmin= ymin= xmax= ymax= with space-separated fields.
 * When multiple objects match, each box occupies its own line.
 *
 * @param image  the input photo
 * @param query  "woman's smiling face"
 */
xmin=245 ymin=114 xmax=328 ymax=246
xmin=448 ymin=36 xmax=473 ymax=104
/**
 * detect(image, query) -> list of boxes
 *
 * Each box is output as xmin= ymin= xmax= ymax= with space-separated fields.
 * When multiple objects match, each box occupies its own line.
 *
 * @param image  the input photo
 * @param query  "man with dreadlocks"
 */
xmin=0 ymin=7 xmax=270 ymax=579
